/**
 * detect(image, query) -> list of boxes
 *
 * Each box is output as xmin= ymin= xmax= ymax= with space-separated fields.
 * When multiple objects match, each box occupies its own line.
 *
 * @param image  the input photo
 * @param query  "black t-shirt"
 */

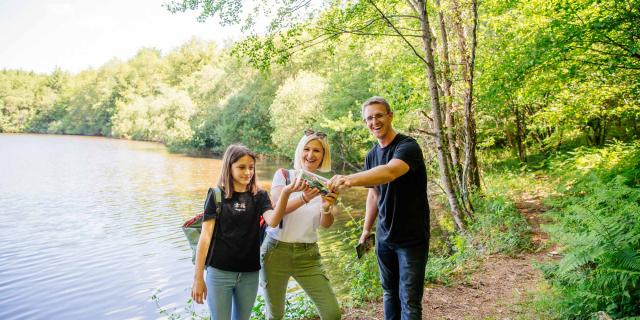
xmin=203 ymin=188 xmax=272 ymax=272
xmin=365 ymin=134 xmax=430 ymax=247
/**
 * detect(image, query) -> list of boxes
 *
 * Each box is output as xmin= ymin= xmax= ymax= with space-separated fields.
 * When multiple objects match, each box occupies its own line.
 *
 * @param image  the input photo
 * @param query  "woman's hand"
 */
xmin=191 ymin=277 xmax=207 ymax=304
xmin=303 ymin=187 xmax=321 ymax=203
xmin=322 ymin=191 xmax=338 ymax=209
xmin=320 ymin=191 xmax=338 ymax=228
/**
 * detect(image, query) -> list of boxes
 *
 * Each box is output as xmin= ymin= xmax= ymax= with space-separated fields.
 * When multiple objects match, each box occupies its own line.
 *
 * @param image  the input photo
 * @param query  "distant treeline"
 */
xmin=1 ymin=0 xmax=638 ymax=170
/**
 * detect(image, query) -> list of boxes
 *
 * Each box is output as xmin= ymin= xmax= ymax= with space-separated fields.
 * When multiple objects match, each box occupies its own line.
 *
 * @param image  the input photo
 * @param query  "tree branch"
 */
xmin=368 ymin=0 xmax=428 ymax=65
xmin=323 ymin=15 xmax=419 ymax=35
xmin=421 ymin=110 xmax=433 ymax=121
xmin=318 ymin=26 xmax=422 ymax=38
xmin=569 ymin=44 xmax=639 ymax=60
xmin=284 ymin=33 xmax=339 ymax=56
xmin=598 ymin=33 xmax=635 ymax=57
xmin=567 ymin=58 xmax=640 ymax=70
xmin=416 ymin=128 xmax=437 ymax=137
xmin=571 ymin=9 xmax=639 ymax=61
xmin=405 ymin=0 xmax=420 ymax=16
xmin=280 ymin=0 xmax=312 ymax=15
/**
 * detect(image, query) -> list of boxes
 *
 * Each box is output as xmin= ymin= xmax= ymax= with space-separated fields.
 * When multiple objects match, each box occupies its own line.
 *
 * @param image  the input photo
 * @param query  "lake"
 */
xmin=0 ymin=134 xmax=368 ymax=319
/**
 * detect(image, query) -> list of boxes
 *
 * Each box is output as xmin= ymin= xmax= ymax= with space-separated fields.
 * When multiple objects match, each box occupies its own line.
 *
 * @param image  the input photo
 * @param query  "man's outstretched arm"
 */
xmin=327 ymin=158 xmax=409 ymax=191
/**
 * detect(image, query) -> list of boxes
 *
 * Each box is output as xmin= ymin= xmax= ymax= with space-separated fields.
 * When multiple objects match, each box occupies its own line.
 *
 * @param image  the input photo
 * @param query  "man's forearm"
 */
xmin=347 ymin=158 xmax=410 ymax=187
xmin=363 ymin=207 xmax=377 ymax=233
xmin=363 ymin=189 xmax=378 ymax=233
xmin=348 ymin=165 xmax=395 ymax=187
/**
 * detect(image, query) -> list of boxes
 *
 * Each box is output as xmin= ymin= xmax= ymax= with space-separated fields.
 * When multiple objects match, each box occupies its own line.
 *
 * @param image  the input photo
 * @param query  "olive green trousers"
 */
xmin=260 ymin=236 xmax=341 ymax=320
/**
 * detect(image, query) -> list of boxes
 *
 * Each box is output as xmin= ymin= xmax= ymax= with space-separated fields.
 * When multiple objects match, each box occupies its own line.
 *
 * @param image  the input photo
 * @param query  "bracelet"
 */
xmin=301 ymin=194 xmax=308 ymax=204
xmin=322 ymin=206 xmax=332 ymax=215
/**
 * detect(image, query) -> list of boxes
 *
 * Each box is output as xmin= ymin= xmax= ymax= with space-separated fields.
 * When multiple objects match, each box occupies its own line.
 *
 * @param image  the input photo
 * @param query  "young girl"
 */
xmin=191 ymin=144 xmax=305 ymax=320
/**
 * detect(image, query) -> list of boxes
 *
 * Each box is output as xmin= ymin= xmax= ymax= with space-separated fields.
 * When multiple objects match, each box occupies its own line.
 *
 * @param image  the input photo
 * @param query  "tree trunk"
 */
xmin=450 ymin=0 xmax=480 ymax=216
xmin=435 ymin=0 xmax=463 ymax=197
xmin=514 ymin=105 xmax=527 ymax=162
xmin=416 ymin=0 xmax=465 ymax=231
xmin=557 ymin=126 xmax=564 ymax=149
xmin=452 ymin=0 xmax=480 ymax=192
xmin=468 ymin=0 xmax=480 ymax=190
xmin=504 ymin=118 xmax=514 ymax=149
xmin=599 ymin=118 xmax=607 ymax=146
xmin=586 ymin=117 xmax=607 ymax=146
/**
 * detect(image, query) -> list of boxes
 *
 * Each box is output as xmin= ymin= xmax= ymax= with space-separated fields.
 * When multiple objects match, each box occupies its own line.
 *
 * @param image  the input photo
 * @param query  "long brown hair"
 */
xmin=217 ymin=144 xmax=259 ymax=199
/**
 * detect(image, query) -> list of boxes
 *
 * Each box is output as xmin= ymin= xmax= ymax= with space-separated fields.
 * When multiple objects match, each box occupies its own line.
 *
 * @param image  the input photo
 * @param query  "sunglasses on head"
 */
xmin=304 ymin=129 xmax=327 ymax=139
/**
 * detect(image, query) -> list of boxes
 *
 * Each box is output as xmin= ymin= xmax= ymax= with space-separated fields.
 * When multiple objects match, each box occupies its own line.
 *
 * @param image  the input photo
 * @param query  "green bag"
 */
xmin=182 ymin=187 xmax=222 ymax=265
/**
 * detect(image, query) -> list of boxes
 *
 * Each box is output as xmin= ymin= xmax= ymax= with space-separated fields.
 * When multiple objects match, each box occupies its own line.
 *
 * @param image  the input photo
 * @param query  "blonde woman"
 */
xmin=260 ymin=130 xmax=341 ymax=320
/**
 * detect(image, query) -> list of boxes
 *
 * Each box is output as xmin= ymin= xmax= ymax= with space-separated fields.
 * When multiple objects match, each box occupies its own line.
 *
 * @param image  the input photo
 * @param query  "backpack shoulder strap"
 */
xmin=212 ymin=187 xmax=223 ymax=216
xmin=278 ymin=168 xmax=291 ymax=185
xmin=275 ymin=170 xmax=288 ymax=229
xmin=204 ymin=187 xmax=223 ymax=267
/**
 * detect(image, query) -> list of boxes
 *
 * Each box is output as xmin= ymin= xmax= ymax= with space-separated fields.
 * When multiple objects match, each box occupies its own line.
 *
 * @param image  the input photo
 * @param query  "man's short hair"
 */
xmin=361 ymin=96 xmax=392 ymax=118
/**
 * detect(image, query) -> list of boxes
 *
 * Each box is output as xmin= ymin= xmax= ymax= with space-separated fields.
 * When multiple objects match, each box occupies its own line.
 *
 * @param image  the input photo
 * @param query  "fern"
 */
xmin=541 ymin=143 xmax=640 ymax=319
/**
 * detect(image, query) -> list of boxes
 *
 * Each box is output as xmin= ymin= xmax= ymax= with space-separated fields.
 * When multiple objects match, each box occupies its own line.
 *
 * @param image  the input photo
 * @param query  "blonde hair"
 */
xmin=217 ymin=144 xmax=259 ymax=199
xmin=293 ymin=133 xmax=332 ymax=172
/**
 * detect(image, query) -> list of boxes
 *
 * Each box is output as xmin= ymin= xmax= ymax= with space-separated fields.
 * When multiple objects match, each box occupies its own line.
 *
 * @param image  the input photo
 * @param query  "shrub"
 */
xmin=471 ymin=195 xmax=533 ymax=255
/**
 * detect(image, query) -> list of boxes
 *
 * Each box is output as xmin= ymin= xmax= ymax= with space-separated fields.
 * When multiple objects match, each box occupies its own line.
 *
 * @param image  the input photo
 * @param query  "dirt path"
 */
xmin=343 ymin=187 xmax=554 ymax=320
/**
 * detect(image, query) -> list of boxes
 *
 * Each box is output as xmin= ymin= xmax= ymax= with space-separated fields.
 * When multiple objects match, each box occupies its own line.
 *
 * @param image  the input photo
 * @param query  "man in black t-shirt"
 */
xmin=328 ymin=96 xmax=429 ymax=320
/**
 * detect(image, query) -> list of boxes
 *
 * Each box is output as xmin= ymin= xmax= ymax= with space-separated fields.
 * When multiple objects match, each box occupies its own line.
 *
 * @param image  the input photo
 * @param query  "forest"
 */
xmin=1 ymin=0 xmax=639 ymax=318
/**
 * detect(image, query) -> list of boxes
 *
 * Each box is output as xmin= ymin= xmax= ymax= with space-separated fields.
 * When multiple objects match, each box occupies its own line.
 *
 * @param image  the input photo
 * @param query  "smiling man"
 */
xmin=327 ymin=96 xmax=430 ymax=320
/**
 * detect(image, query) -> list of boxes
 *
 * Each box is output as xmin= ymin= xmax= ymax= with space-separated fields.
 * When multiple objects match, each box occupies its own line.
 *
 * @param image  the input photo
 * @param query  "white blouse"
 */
xmin=267 ymin=169 xmax=321 ymax=243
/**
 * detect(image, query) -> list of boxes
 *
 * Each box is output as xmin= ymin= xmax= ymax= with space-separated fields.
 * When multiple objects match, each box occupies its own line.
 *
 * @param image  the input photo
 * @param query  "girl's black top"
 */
xmin=203 ymin=189 xmax=272 ymax=272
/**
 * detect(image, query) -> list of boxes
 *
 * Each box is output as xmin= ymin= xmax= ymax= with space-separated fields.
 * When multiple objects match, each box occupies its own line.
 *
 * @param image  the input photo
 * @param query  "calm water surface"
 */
xmin=0 ymin=134 xmax=366 ymax=319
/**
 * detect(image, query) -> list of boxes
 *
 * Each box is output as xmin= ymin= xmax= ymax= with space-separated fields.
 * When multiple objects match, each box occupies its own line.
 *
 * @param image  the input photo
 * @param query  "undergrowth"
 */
xmin=538 ymin=142 xmax=640 ymax=318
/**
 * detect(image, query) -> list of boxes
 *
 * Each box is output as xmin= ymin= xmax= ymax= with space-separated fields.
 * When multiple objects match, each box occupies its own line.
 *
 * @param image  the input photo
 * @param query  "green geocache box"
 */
xmin=295 ymin=169 xmax=330 ymax=195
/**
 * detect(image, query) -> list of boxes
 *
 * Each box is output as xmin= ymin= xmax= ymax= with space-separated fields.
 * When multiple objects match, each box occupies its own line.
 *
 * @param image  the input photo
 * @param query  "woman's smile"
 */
xmin=301 ymin=139 xmax=324 ymax=171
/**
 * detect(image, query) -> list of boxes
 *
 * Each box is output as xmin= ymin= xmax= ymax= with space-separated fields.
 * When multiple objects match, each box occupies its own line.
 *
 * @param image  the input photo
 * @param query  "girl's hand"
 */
xmin=191 ymin=278 xmax=207 ymax=304
xmin=284 ymin=177 xmax=307 ymax=195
